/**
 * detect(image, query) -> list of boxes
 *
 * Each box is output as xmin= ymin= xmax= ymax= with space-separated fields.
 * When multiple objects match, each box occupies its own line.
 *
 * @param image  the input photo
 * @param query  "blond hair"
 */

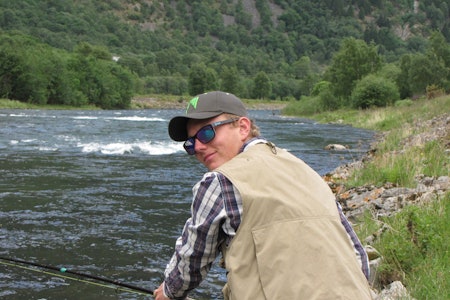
xmin=225 ymin=114 xmax=260 ymax=138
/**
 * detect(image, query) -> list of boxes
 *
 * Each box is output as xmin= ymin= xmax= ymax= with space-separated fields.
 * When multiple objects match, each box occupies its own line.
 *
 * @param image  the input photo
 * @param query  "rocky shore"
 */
xmin=323 ymin=113 xmax=449 ymax=299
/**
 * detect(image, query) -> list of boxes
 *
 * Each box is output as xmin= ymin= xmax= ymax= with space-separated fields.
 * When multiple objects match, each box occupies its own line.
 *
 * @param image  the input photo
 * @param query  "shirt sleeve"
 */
xmin=336 ymin=201 xmax=370 ymax=280
xmin=163 ymin=171 xmax=241 ymax=299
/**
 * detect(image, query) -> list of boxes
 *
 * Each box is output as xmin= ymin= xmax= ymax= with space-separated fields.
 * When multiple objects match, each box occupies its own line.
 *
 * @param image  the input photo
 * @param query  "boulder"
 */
xmin=324 ymin=143 xmax=349 ymax=150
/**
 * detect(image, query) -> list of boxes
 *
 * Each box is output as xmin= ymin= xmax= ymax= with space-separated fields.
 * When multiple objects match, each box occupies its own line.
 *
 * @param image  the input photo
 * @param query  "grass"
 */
xmin=358 ymin=194 xmax=449 ymax=299
xmin=0 ymin=98 xmax=99 ymax=110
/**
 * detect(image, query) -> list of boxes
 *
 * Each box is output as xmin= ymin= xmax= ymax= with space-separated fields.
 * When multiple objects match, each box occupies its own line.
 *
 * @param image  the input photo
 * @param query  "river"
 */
xmin=0 ymin=109 xmax=374 ymax=299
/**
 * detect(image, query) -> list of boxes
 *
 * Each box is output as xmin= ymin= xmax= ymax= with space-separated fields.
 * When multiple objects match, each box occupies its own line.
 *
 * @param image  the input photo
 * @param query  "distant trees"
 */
xmin=397 ymin=31 xmax=450 ymax=98
xmin=286 ymin=32 xmax=449 ymax=114
xmin=0 ymin=1 xmax=449 ymax=106
xmin=0 ymin=33 xmax=136 ymax=108
xmin=220 ymin=66 xmax=240 ymax=95
xmin=253 ymin=71 xmax=272 ymax=99
xmin=188 ymin=63 xmax=218 ymax=95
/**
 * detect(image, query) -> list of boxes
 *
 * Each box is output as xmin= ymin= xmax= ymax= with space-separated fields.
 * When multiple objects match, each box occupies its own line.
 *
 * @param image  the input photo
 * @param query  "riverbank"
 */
xmin=130 ymin=95 xmax=288 ymax=111
xmin=0 ymin=96 xmax=288 ymax=111
xmin=316 ymin=96 xmax=449 ymax=299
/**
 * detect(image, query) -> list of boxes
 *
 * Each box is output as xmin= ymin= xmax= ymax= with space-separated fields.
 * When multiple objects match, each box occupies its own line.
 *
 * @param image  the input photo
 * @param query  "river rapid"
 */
xmin=0 ymin=109 xmax=374 ymax=299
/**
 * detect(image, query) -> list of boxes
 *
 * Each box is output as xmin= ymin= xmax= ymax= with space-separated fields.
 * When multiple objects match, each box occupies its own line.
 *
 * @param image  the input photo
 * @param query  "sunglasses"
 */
xmin=183 ymin=118 xmax=239 ymax=155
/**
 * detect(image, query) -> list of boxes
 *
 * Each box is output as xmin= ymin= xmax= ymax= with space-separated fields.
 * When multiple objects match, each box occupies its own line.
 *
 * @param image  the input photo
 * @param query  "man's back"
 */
xmin=217 ymin=143 xmax=373 ymax=300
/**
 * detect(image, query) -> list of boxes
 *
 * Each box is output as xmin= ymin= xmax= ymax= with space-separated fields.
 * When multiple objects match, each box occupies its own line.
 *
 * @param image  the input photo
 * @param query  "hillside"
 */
xmin=0 ymin=0 xmax=449 ymax=107
xmin=1 ymin=1 xmax=448 ymax=69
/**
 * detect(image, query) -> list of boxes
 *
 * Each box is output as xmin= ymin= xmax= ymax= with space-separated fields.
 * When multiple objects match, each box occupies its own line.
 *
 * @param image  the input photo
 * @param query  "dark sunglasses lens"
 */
xmin=196 ymin=126 xmax=215 ymax=144
xmin=183 ymin=138 xmax=196 ymax=155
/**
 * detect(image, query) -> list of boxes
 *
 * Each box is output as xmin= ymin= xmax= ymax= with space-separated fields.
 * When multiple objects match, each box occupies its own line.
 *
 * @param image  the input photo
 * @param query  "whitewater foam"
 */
xmin=79 ymin=141 xmax=182 ymax=155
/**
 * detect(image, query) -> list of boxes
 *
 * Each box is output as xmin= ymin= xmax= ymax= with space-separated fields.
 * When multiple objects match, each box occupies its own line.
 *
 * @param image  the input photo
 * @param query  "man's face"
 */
xmin=186 ymin=115 xmax=250 ymax=170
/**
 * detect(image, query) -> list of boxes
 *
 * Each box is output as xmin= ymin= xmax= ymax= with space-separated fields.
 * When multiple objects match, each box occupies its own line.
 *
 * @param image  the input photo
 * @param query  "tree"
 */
xmin=292 ymin=56 xmax=312 ymax=79
xmin=325 ymin=38 xmax=382 ymax=102
xmin=188 ymin=63 xmax=208 ymax=95
xmin=205 ymin=67 xmax=219 ymax=92
xmin=220 ymin=66 xmax=240 ymax=94
xmin=408 ymin=53 xmax=447 ymax=94
xmin=0 ymin=46 xmax=23 ymax=100
xmin=396 ymin=54 xmax=412 ymax=99
xmin=70 ymin=42 xmax=136 ymax=108
xmin=429 ymin=31 xmax=450 ymax=68
xmin=253 ymin=71 xmax=271 ymax=99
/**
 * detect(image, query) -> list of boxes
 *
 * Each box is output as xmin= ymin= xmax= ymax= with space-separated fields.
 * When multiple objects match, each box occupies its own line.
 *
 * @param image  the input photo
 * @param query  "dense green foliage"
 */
xmin=0 ymin=0 xmax=449 ymax=107
xmin=351 ymin=74 xmax=400 ymax=108
xmin=0 ymin=33 xmax=136 ymax=108
xmin=285 ymin=32 xmax=450 ymax=114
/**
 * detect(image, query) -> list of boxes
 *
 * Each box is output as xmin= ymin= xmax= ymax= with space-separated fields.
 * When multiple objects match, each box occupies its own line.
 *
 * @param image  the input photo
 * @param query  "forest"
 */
xmin=0 ymin=0 xmax=449 ymax=109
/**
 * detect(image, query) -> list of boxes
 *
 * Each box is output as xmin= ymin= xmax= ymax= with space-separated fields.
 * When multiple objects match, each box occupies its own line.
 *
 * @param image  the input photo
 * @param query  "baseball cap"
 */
xmin=168 ymin=91 xmax=248 ymax=141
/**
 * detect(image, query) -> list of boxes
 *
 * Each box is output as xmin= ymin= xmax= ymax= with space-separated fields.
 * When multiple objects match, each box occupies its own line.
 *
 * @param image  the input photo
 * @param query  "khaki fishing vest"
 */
xmin=216 ymin=143 xmax=372 ymax=300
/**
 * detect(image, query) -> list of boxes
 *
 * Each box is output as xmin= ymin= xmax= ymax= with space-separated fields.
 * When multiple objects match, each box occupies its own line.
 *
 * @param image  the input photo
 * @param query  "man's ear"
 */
xmin=238 ymin=117 xmax=252 ymax=140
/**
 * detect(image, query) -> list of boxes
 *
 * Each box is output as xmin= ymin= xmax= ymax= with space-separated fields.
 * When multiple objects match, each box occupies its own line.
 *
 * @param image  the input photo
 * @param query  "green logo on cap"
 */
xmin=186 ymin=96 xmax=199 ymax=113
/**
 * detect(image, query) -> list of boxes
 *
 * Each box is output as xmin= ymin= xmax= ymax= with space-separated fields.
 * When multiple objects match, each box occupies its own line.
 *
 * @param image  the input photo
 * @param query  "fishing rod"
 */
xmin=0 ymin=256 xmax=154 ymax=296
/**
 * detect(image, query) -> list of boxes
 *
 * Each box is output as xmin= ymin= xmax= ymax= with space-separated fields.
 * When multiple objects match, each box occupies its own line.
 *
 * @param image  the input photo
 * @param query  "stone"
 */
xmin=324 ymin=143 xmax=348 ymax=150
xmin=375 ymin=281 xmax=415 ymax=300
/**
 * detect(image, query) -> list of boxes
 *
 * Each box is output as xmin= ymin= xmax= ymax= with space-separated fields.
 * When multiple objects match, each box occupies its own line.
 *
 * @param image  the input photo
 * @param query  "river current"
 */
xmin=0 ymin=109 xmax=374 ymax=299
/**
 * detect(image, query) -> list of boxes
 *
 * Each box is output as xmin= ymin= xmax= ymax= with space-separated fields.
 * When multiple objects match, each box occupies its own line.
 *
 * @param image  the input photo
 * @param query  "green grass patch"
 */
xmin=422 ymin=141 xmax=449 ymax=176
xmin=357 ymin=193 xmax=449 ymax=299
xmin=283 ymin=96 xmax=323 ymax=115
xmin=0 ymin=98 xmax=100 ymax=110
xmin=288 ymin=95 xmax=450 ymax=131
xmin=349 ymin=139 xmax=449 ymax=188
xmin=0 ymin=99 xmax=33 ymax=109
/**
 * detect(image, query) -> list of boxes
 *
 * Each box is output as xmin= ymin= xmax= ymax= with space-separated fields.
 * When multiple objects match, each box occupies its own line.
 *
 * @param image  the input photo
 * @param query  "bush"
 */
xmin=351 ymin=75 xmax=400 ymax=109
xmin=394 ymin=99 xmax=413 ymax=107
xmin=311 ymin=80 xmax=331 ymax=96
xmin=426 ymin=84 xmax=445 ymax=100
xmin=310 ymin=80 xmax=341 ymax=111
xmin=282 ymin=96 xmax=322 ymax=116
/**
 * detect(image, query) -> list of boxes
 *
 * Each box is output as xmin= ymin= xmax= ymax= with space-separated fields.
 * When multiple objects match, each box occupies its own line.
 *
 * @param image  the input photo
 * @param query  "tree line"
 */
xmin=286 ymin=31 xmax=449 ymax=114
xmin=0 ymin=1 xmax=449 ymax=109
xmin=1 ymin=29 xmax=449 ymax=110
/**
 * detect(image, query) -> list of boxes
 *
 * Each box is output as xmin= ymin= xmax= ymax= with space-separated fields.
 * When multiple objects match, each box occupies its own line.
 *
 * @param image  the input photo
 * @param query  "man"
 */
xmin=154 ymin=91 xmax=372 ymax=299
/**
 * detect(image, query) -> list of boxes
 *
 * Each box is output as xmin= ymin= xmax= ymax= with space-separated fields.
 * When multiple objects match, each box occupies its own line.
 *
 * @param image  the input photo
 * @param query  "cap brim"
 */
xmin=168 ymin=112 xmax=221 ymax=141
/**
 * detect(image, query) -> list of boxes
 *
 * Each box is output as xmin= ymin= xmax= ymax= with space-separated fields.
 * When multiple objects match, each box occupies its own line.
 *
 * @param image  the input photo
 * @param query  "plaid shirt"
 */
xmin=163 ymin=138 xmax=369 ymax=299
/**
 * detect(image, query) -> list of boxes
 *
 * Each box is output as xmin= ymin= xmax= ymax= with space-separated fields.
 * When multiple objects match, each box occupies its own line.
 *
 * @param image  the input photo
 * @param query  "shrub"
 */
xmin=394 ymin=99 xmax=413 ymax=107
xmin=282 ymin=96 xmax=322 ymax=116
xmin=311 ymin=80 xmax=331 ymax=96
xmin=351 ymin=75 xmax=400 ymax=109
xmin=311 ymin=81 xmax=341 ymax=111
xmin=426 ymin=84 xmax=445 ymax=100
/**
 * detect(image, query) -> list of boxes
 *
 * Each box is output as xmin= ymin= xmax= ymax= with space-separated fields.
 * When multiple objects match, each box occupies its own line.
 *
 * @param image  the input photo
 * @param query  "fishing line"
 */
xmin=0 ymin=257 xmax=154 ymax=296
